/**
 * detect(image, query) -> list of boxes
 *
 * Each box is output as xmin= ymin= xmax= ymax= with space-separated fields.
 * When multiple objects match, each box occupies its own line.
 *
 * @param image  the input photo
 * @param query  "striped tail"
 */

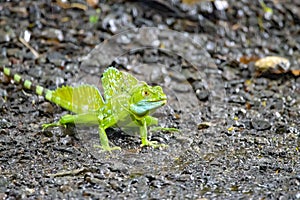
xmin=0 ymin=66 xmax=53 ymax=101
xmin=1 ymin=66 xmax=105 ymax=114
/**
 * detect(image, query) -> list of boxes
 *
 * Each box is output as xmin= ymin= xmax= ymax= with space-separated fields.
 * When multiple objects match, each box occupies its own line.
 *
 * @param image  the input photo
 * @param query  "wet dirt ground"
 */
xmin=0 ymin=0 xmax=300 ymax=199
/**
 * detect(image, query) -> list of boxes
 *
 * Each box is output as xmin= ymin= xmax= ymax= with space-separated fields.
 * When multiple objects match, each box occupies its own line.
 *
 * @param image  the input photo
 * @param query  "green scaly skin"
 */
xmin=1 ymin=66 xmax=173 ymax=152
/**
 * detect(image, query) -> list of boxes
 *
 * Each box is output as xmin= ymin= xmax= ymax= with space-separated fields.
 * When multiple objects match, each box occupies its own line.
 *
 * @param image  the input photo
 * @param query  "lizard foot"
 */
xmin=93 ymin=145 xmax=121 ymax=152
xmin=141 ymin=140 xmax=168 ymax=149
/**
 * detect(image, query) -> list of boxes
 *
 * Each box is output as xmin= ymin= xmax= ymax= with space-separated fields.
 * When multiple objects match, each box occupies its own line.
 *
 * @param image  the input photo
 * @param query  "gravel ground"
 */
xmin=0 ymin=0 xmax=299 ymax=199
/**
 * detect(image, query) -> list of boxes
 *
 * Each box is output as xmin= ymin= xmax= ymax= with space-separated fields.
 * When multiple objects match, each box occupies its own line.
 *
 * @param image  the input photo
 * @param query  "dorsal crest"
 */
xmin=101 ymin=67 xmax=139 ymax=100
xmin=51 ymin=85 xmax=104 ymax=114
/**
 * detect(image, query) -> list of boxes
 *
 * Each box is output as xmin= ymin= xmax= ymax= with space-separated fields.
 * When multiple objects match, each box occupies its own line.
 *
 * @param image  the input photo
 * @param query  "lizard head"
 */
xmin=129 ymin=82 xmax=167 ymax=117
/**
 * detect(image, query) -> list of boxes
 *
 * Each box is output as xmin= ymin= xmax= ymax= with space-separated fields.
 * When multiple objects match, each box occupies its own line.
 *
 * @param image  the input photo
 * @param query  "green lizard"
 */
xmin=0 ymin=66 xmax=169 ymax=151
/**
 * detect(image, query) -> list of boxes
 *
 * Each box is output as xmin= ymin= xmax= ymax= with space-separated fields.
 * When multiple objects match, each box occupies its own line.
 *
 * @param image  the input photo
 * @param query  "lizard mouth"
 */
xmin=148 ymin=101 xmax=166 ymax=109
xmin=152 ymin=95 xmax=167 ymax=101
xmin=149 ymin=98 xmax=167 ymax=105
xmin=130 ymin=98 xmax=167 ymax=117
xmin=159 ymin=99 xmax=167 ymax=105
xmin=136 ymin=98 xmax=167 ymax=110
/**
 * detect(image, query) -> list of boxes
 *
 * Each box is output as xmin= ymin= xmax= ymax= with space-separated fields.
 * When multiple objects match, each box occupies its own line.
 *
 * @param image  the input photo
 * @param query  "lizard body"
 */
xmin=0 ymin=66 xmax=168 ymax=151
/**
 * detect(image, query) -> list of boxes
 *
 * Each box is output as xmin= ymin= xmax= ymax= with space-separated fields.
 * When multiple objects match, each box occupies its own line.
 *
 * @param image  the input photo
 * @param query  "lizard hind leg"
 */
xmin=42 ymin=114 xmax=76 ymax=130
xmin=139 ymin=119 xmax=168 ymax=149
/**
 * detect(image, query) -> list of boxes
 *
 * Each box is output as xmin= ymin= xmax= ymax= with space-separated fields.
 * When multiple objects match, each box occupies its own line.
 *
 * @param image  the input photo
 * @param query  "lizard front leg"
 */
xmin=139 ymin=118 xmax=167 ymax=149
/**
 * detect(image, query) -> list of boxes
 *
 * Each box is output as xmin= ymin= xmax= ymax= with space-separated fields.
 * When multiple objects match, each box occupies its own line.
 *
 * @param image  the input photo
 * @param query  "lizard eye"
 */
xmin=142 ymin=90 xmax=149 ymax=96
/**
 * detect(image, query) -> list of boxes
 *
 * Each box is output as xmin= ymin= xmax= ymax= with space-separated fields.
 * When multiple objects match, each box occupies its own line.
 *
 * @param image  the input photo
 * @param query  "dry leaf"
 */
xmin=239 ymin=55 xmax=259 ymax=64
xmin=291 ymin=69 xmax=300 ymax=76
xmin=86 ymin=0 xmax=99 ymax=7
xmin=56 ymin=0 xmax=87 ymax=10
xmin=254 ymin=56 xmax=290 ymax=72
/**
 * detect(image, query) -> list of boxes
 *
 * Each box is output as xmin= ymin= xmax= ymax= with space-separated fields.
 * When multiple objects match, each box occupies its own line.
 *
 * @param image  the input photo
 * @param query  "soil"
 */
xmin=0 ymin=0 xmax=299 ymax=199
